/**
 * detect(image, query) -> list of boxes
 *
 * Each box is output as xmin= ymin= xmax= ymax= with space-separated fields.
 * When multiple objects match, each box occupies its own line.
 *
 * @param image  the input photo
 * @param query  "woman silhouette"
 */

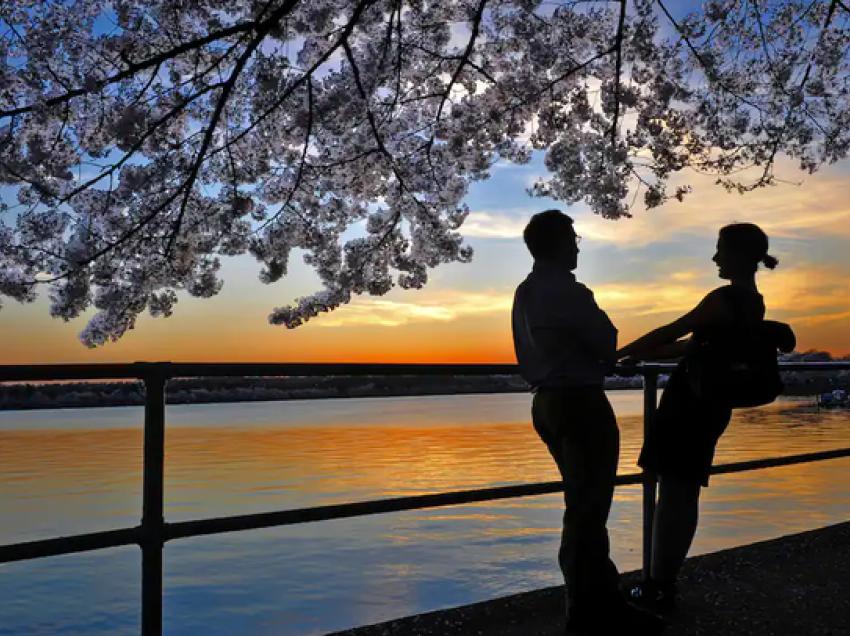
xmin=616 ymin=222 xmax=793 ymax=612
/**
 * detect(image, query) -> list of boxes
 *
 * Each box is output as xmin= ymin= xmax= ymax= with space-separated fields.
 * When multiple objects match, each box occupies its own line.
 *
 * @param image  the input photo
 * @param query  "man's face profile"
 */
xmin=563 ymin=227 xmax=580 ymax=271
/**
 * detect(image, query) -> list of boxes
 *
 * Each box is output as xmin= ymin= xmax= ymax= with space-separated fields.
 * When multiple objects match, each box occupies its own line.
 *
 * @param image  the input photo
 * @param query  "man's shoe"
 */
xmin=627 ymin=579 xmax=678 ymax=613
xmin=565 ymin=600 xmax=665 ymax=635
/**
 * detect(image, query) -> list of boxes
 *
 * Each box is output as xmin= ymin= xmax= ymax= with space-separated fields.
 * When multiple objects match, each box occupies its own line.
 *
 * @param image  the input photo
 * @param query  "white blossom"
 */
xmin=1 ymin=0 xmax=849 ymax=345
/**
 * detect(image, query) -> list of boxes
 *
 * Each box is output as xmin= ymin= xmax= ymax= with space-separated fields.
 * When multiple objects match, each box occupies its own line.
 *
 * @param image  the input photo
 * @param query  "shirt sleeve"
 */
xmin=528 ymin=280 xmax=618 ymax=360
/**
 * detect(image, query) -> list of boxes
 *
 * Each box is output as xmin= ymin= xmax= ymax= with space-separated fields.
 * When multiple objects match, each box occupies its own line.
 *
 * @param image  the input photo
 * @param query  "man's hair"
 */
xmin=523 ymin=209 xmax=575 ymax=260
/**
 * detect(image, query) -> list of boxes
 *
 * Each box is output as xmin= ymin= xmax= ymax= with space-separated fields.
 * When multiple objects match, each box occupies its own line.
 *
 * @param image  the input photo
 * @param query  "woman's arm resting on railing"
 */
xmin=617 ymin=323 xmax=687 ymax=361
xmin=638 ymin=339 xmax=691 ymax=362
xmin=616 ymin=290 xmax=726 ymax=360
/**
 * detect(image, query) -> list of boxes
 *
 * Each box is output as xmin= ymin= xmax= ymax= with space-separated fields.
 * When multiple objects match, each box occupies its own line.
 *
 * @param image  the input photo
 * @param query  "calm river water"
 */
xmin=1 ymin=391 xmax=849 ymax=635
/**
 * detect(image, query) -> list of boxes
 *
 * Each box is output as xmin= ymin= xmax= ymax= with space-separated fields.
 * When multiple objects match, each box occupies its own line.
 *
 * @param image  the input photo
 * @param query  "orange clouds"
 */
xmin=466 ymin=160 xmax=850 ymax=247
xmin=2 ymin=155 xmax=850 ymax=364
xmin=314 ymin=291 xmax=513 ymax=328
xmin=2 ymin=257 xmax=847 ymax=365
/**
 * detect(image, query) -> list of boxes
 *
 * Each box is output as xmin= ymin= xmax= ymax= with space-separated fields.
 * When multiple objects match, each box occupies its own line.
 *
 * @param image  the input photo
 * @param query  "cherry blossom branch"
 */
xmin=752 ymin=0 xmax=843 ymax=187
xmin=24 ymin=2 xmax=302 ymax=279
xmin=750 ymin=0 xmax=775 ymax=67
xmin=206 ymin=0 xmax=377 ymax=162
xmin=57 ymin=81 xmax=227 ymax=205
xmin=655 ymin=0 xmax=765 ymax=113
xmin=163 ymin=17 xmax=276 ymax=258
xmin=610 ymin=0 xmax=627 ymax=148
xmin=0 ymin=0 xmax=295 ymax=119
xmin=253 ymin=75 xmax=314 ymax=233
xmin=342 ymin=39 xmax=432 ymax=274
xmin=0 ymin=24 xmax=259 ymax=119
xmin=432 ymin=0 xmax=489 ymax=129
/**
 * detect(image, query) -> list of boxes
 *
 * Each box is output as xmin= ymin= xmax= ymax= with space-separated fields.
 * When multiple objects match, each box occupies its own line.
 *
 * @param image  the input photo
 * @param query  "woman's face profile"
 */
xmin=712 ymin=235 xmax=749 ymax=280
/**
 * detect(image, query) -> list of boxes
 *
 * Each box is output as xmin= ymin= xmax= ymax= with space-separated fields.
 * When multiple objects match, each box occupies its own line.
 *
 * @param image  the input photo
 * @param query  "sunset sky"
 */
xmin=2 ymin=151 xmax=849 ymax=365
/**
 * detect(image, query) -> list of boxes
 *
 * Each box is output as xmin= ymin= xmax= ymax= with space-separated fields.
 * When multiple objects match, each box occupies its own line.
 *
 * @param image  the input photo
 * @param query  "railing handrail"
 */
xmin=1 ymin=360 xmax=849 ymax=636
xmin=0 ymin=360 xmax=847 ymax=383
xmin=4 ymin=445 xmax=850 ymax=566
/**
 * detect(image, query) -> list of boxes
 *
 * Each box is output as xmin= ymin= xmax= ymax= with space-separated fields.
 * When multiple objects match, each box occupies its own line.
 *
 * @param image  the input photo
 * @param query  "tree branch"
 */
xmin=163 ymin=12 xmax=279 ymax=258
xmin=756 ymin=0 xmax=842 ymax=185
xmin=655 ymin=0 xmax=764 ymax=113
xmin=0 ymin=24 xmax=256 ymax=119
xmin=0 ymin=0 xmax=297 ymax=120
xmin=750 ymin=0 xmax=774 ymax=67
xmin=342 ymin=39 xmax=429 ymax=272
xmin=207 ymin=0 xmax=377 ymax=163
xmin=254 ymin=75 xmax=315 ymax=233
xmin=433 ymin=0 xmax=489 ymax=128
xmin=57 ymin=82 xmax=227 ymax=205
xmin=610 ymin=0 xmax=628 ymax=148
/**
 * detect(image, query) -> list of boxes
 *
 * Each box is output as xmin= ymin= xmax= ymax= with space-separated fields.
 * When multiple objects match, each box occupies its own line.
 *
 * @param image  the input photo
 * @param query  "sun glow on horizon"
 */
xmin=2 ymin=157 xmax=850 ymax=364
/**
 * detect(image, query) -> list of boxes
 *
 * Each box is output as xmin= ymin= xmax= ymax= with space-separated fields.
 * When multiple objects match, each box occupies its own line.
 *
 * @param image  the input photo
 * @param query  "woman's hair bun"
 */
xmin=762 ymin=254 xmax=779 ymax=270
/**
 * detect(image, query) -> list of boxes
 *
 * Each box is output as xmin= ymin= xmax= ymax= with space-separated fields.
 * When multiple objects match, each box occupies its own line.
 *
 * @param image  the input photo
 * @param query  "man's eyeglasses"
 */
xmin=575 ymin=234 xmax=582 ymax=246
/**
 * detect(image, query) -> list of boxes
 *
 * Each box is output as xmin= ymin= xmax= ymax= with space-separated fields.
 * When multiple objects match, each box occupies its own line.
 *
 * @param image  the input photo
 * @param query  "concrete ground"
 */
xmin=331 ymin=521 xmax=850 ymax=636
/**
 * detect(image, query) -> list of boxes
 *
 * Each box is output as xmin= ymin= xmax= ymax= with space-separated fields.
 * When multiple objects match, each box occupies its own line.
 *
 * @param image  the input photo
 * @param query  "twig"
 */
xmin=611 ymin=0 xmax=628 ymax=148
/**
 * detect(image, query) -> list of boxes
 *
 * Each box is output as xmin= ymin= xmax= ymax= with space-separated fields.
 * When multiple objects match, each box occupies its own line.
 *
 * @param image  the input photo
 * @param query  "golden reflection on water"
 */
xmin=1 ymin=394 xmax=850 ymax=636
xmin=1 ymin=394 xmax=849 ymax=541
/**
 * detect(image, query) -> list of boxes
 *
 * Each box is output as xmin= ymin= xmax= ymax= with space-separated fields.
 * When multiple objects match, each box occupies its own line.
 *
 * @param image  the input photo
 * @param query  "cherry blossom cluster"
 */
xmin=1 ymin=0 xmax=848 ymax=345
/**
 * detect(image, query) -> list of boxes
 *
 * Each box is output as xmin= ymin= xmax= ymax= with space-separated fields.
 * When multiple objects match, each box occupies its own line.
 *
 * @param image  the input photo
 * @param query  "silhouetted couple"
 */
xmin=511 ymin=210 xmax=795 ymax=635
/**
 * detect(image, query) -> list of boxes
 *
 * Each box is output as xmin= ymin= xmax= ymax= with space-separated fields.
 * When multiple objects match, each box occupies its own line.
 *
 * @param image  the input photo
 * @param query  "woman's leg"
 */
xmin=649 ymin=476 xmax=702 ymax=584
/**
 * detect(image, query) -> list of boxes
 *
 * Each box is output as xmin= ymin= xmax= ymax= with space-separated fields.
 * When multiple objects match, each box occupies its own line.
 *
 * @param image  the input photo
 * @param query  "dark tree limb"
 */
xmin=611 ymin=0 xmax=627 ymax=148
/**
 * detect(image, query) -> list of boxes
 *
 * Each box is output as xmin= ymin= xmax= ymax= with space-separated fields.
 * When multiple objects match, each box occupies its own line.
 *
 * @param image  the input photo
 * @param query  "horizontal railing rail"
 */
xmin=1 ymin=360 xmax=847 ymax=383
xmin=1 ymin=361 xmax=849 ymax=636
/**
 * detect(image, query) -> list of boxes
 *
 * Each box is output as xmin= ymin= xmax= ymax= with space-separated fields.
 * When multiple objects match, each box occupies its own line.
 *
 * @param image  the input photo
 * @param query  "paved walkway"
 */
xmin=333 ymin=521 xmax=850 ymax=636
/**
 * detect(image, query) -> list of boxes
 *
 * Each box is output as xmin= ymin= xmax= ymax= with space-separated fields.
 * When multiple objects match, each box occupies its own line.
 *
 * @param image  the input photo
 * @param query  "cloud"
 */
xmin=575 ymin=162 xmax=850 ymax=247
xmin=317 ymin=290 xmax=513 ymax=327
xmin=491 ymin=161 xmax=527 ymax=171
xmin=670 ymin=270 xmax=703 ymax=282
xmin=462 ymin=210 xmax=529 ymax=239
xmin=758 ymin=266 xmax=850 ymax=315
xmin=461 ymin=157 xmax=850 ymax=249
xmin=313 ymin=261 xmax=850 ymax=331
xmin=593 ymin=281 xmax=705 ymax=316
xmin=591 ymin=263 xmax=850 ymax=323
xmin=463 ymin=178 xmax=848 ymax=248
xmin=792 ymin=309 xmax=850 ymax=327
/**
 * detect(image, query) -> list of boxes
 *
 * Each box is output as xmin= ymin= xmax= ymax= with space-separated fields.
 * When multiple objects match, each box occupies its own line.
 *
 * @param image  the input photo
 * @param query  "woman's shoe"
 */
xmin=627 ymin=579 xmax=678 ymax=613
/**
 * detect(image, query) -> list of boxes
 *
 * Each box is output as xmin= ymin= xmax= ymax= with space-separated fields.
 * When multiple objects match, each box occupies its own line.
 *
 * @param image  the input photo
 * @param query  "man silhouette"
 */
xmin=511 ymin=210 xmax=663 ymax=635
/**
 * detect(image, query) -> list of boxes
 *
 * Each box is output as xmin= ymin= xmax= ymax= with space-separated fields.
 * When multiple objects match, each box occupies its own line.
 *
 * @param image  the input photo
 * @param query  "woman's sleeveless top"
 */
xmin=692 ymin=284 xmax=766 ymax=346
xmin=666 ymin=285 xmax=766 ymax=402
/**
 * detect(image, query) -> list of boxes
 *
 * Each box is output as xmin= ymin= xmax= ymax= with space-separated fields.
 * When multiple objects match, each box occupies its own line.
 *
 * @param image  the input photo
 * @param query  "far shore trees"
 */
xmin=2 ymin=1 xmax=849 ymax=346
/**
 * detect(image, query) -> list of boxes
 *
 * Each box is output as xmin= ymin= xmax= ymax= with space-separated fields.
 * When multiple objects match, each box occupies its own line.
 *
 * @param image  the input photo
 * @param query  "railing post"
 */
xmin=642 ymin=368 xmax=658 ymax=581
xmin=141 ymin=365 xmax=168 ymax=636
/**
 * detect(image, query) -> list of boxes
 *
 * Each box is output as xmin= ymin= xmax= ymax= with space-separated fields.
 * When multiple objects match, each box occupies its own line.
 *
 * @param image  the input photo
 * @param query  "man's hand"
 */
xmin=617 ymin=355 xmax=642 ymax=367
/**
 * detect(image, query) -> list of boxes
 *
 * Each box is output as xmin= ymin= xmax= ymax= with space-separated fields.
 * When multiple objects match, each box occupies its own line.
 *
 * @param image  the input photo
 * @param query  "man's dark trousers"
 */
xmin=532 ymin=386 xmax=621 ymax=615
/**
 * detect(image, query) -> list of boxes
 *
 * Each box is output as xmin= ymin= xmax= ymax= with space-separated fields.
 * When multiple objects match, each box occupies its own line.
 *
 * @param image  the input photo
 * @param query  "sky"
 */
xmin=2 ymin=1 xmax=848 ymax=365
xmin=2 ymin=151 xmax=849 ymax=365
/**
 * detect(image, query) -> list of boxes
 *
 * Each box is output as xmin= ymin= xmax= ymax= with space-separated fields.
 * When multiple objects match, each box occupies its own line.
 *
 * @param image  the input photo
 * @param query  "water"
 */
xmin=1 ymin=391 xmax=849 ymax=635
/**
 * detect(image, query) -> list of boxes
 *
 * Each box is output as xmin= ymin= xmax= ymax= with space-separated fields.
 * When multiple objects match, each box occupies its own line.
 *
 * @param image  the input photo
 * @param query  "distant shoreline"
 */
xmin=0 ymin=376 xmax=632 ymax=412
xmin=0 ymin=385 xmax=533 ymax=412
xmin=0 ymin=371 xmax=842 ymax=412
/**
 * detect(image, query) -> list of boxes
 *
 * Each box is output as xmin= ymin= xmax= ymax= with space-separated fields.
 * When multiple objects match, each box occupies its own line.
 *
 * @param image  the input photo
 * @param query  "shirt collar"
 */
xmin=532 ymin=260 xmax=576 ymax=281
